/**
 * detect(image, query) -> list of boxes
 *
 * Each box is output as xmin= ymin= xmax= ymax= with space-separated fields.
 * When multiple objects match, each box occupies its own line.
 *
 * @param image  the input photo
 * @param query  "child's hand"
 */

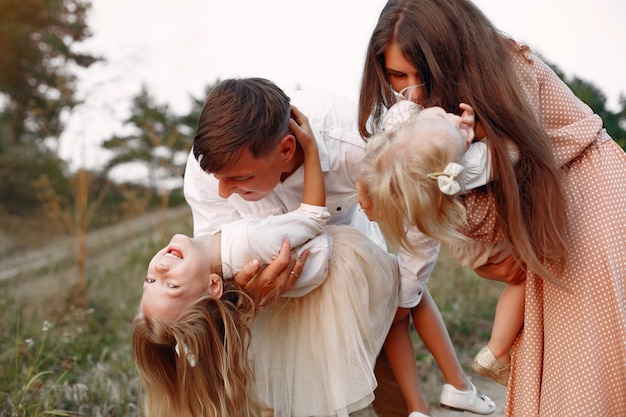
xmin=459 ymin=103 xmax=475 ymax=147
xmin=290 ymin=105 xmax=317 ymax=154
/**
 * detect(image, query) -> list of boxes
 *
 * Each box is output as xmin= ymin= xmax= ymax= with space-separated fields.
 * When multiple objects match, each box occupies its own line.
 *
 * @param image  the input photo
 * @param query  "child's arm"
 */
xmin=290 ymin=105 xmax=325 ymax=207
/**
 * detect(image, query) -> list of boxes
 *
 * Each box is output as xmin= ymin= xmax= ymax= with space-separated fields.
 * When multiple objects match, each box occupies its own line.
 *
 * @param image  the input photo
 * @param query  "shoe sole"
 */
xmin=472 ymin=361 xmax=510 ymax=386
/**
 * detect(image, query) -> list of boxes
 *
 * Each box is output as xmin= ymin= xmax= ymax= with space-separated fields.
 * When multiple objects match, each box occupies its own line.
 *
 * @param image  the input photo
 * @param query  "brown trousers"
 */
xmin=371 ymin=351 xmax=409 ymax=417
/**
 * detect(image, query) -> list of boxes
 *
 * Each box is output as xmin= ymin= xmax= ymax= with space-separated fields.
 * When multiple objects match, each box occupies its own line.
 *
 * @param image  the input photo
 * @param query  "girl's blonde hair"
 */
xmin=360 ymin=120 xmax=469 ymax=254
xmin=131 ymin=279 xmax=259 ymax=417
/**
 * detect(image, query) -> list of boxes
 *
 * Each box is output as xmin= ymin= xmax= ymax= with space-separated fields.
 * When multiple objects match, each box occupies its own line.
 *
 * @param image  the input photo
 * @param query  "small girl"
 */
xmin=358 ymin=100 xmax=522 ymax=416
xmin=132 ymin=120 xmax=399 ymax=417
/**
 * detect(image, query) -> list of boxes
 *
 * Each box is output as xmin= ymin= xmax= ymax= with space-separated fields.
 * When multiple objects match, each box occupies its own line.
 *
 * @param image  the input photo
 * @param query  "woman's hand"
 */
xmin=474 ymin=253 xmax=526 ymax=285
xmin=235 ymin=239 xmax=308 ymax=305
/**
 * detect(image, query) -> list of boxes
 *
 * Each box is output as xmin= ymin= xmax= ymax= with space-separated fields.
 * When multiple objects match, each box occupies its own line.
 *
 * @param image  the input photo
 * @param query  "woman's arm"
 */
xmin=474 ymin=253 xmax=526 ymax=285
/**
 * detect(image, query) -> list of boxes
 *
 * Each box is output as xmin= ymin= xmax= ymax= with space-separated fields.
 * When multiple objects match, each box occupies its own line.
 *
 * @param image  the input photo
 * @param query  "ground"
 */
xmin=351 ymin=377 xmax=507 ymax=417
xmin=1 ymin=205 xmax=508 ymax=416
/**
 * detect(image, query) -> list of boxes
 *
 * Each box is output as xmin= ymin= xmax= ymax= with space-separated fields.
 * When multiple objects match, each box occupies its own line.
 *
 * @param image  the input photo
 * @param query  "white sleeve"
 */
xmin=457 ymin=139 xmax=520 ymax=194
xmin=246 ymin=204 xmax=330 ymax=251
xmin=183 ymin=150 xmax=241 ymax=236
xmin=457 ymin=141 xmax=490 ymax=194
xmin=221 ymin=204 xmax=331 ymax=297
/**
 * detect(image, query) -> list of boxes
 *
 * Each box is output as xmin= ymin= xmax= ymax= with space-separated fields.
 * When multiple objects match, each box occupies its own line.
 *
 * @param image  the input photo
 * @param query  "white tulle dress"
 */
xmin=221 ymin=206 xmax=399 ymax=417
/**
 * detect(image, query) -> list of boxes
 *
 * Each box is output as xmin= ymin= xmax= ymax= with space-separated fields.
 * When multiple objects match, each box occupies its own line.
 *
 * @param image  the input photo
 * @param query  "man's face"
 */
xmin=212 ymin=147 xmax=286 ymax=201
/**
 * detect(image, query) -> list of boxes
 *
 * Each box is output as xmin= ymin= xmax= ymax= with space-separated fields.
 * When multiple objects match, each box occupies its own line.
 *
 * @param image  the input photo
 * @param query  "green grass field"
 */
xmin=0 ymin=212 xmax=504 ymax=416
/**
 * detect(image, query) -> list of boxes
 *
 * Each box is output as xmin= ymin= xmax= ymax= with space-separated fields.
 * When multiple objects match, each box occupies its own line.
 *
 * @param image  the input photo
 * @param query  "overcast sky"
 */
xmin=59 ymin=0 xmax=626 ymax=171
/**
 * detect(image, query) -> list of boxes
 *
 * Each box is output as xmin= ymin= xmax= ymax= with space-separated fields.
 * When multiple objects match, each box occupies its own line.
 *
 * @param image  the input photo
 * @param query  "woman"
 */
xmin=358 ymin=0 xmax=626 ymax=416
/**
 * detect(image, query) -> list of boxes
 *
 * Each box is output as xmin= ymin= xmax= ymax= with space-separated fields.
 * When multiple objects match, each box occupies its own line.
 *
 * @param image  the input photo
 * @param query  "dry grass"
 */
xmin=0 ymin=210 xmax=502 ymax=415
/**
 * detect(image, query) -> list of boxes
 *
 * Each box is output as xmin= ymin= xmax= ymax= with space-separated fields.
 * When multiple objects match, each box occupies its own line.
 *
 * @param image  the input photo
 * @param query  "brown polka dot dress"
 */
xmin=477 ymin=45 xmax=626 ymax=417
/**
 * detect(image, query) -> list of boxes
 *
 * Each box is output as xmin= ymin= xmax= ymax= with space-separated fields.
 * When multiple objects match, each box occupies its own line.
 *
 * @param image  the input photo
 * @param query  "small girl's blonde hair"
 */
xmin=360 ymin=120 xmax=469 ymax=255
xmin=131 ymin=279 xmax=259 ymax=417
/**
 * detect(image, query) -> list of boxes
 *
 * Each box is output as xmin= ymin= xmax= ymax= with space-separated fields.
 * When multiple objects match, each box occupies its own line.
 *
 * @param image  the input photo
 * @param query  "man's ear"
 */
xmin=206 ymin=273 xmax=224 ymax=298
xmin=278 ymin=133 xmax=298 ymax=162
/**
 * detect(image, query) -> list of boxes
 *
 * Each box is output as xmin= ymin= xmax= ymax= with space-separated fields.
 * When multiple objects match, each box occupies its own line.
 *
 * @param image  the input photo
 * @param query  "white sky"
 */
xmin=60 ymin=0 xmax=626 ymax=171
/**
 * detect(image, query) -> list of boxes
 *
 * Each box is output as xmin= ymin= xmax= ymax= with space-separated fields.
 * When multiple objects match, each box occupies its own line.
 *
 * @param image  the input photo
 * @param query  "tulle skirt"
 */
xmin=249 ymin=225 xmax=399 ymax=417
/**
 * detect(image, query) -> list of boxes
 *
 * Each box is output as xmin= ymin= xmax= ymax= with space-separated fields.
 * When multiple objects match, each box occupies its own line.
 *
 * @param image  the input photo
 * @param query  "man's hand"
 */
xmin=474 ymin=253 xmax=526 ymax=285
xmin=234 ymin=239 xmax=308 ymax=306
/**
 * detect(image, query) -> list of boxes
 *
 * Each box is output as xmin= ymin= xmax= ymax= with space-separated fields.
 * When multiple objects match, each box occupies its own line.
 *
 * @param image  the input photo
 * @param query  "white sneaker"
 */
xmin=439 ymin=383 xmax=496 ymax=415
xmin=408 ymin=412 xmax=431 ymax=417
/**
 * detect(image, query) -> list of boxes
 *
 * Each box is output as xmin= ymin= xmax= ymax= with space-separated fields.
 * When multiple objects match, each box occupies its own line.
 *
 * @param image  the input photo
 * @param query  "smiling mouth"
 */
xmin=165 ymin=248 xmax=183 ymax=260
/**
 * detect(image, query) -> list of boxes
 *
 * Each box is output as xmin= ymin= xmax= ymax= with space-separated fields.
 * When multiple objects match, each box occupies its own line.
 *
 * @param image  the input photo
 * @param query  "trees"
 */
xmin=0 ymin=0 xmax=101 ymax=219
xmin=567 ymin=77 xmax=626 ymax=148
xmin=546 ymin=59 xmax=626 ymax=149
xmin=0 ymin=0 xmax=99 ymax=146
xmin=102 ymin=86 xmax=192 ymax=205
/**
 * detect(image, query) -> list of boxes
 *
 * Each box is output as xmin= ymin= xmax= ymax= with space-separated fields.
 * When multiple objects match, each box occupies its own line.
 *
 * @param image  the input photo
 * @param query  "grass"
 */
xmin=413 ymin=253 xmax=505 ymax=405
xmin=0 ymin=212 xmax=504 ymax=415
xmin=1 ymin=257 xmax=145 ymax=416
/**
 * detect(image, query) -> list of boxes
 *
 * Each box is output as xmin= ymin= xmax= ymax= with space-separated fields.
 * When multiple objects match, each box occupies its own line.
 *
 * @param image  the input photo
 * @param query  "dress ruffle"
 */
xmin=249 ymin=225 xmax=399 ymax=417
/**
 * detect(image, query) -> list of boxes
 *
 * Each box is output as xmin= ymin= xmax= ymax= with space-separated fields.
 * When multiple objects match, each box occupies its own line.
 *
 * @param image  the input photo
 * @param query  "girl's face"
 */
xmin=141 ymin=234 xmax=222 ymax=320
xmin=384 ymin=42 xmax=426 ymax=105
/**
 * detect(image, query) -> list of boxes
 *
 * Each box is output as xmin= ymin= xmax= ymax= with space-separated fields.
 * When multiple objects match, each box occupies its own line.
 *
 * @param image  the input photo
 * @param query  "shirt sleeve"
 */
xmin=457 ymin=139 xmax=520 ymax=194
xmin=457 ymin=141 xmax=490 ymax=194
xmin=221 ymin=204 xmax=331 ymax=297
xmin=183 ymin=151 xmax=241 ymax=236
xmin=246 ymin=204 xmax=330 ymax=250
xmin=518 ymin=52 xmax=606 ymax=167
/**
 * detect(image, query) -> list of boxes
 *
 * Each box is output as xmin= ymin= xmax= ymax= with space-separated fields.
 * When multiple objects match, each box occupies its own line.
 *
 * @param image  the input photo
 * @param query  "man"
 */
xmin=184 ymin=78 xmax=389 ymax=284
xmin=184 ymin=77 xmax=436 ymax=416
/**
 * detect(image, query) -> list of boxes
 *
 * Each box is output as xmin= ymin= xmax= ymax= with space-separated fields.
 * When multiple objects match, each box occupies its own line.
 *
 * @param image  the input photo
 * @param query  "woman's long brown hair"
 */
xmin=359 ymin=0 xmax=568 ymax=283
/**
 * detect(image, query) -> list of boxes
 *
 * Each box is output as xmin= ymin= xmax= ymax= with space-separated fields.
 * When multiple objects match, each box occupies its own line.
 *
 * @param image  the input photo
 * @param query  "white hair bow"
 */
xmin=175 ymin=343 xmax=197 ymax=367
xmin=427 ymin=162 xmax=465 ymax=195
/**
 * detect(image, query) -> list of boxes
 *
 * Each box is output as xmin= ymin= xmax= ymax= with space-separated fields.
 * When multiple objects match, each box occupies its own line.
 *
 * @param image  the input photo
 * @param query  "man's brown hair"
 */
xmin=193 ymin=78 xmax=291 ymax=173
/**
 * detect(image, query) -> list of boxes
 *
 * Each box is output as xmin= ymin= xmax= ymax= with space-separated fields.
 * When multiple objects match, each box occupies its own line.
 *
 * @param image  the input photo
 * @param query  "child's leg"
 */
xmin=384 ymin=307 xmax=431 ymax=415
xmin=409 ymin=290 xmax=495 ymax=414
xmin=487 ymin=282 xmax=525 ymax=363
xmin=410 ymin=289 xmax=471 ymax=390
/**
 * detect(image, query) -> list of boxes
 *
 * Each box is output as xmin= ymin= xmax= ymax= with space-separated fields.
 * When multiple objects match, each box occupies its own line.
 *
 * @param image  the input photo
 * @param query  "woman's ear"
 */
xmin=206 ymin=273 xmax=224 ymax=298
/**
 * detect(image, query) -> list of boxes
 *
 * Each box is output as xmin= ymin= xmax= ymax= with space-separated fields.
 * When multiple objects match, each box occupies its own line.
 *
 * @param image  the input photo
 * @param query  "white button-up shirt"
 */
xmin=183 ymin=89 xmax=440 ymax=307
